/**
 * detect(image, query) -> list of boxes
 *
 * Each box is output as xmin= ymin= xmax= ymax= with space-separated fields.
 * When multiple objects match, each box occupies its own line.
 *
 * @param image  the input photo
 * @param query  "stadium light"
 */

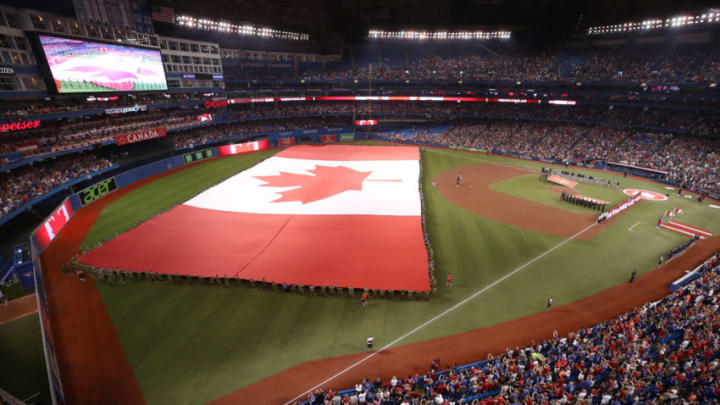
xmin=176 ymin=15 xmax=309 ymax=41
xmin=367 ymin=29 xmax=510 ymax=40
xmin=587 ymin=8 xmax=720 ymax=35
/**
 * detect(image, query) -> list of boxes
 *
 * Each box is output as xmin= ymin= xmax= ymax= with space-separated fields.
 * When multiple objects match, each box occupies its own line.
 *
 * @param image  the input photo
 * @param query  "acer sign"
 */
xmin=218 ymin=140 xmax=270 ymax=156
xmin=115 ymin=127 xmax=167 ymax=146
xmin=79 ymin=177 xmax=118 ymax=206
xmin=34 ymin=199 xmax=74 ymax=251
xmin=355 ymin=120 xmax=378 ymax=126
xmin=205 ymin=99 xmax=228 ymax=109
xmin=1 ymin=119 xmax=41 ymax=133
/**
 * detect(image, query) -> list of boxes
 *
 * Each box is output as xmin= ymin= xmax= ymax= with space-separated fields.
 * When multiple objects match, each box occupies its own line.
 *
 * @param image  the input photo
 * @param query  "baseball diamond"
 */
xmin=2 ymin=3 xmax=720 ymax=405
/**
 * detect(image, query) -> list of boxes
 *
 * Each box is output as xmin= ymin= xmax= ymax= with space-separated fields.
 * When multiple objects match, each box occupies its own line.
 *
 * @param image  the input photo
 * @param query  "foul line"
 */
xmin=628 ymin=221 xmax=643 ymax=232
xmin=285 ymin=221 xmax=597 ymax=404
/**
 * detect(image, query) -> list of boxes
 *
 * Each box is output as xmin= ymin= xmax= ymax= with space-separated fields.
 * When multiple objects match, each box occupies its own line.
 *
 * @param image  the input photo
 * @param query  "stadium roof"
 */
xmin=153 ymin=0 xmax=718 ymax=41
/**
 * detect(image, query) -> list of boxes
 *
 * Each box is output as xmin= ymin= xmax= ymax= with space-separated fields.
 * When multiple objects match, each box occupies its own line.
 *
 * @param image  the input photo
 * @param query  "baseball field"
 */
xmin=32 ymin=142 xmax=720 ymax=404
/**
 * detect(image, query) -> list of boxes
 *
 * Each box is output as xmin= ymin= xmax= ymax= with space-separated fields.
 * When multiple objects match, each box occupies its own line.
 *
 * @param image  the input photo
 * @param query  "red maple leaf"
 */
xmin=255 ymin=165 xmax=372 ymax=204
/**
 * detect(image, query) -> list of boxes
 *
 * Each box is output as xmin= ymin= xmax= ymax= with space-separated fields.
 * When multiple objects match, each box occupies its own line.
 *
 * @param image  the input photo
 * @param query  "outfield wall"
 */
xmin=27 ymin=149 xmax=216 ymax=404
xmin=28 ymin=143 xmax=285 ymax=402
xmin=31 ymin=217 xmax=67 ymax=405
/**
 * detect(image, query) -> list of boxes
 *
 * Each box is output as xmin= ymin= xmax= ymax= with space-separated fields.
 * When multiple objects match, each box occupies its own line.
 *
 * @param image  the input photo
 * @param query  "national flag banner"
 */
xmin=115 ymin=127 xmax=166 ymax=146
xmin=546 ymin=175 xmax=577 ymax=188
xmin=79 ymin=145 xmax=430 ymax=291
xmin=151 ymin=5 xmax=176 ymax=23
xmin=34 ymin=199 xmax=74 ymax=251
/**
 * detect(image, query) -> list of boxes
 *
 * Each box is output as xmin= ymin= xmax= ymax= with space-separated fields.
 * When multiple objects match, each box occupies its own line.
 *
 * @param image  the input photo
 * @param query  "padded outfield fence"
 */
xmin=28 ymin=146 xmax=228 ymax=404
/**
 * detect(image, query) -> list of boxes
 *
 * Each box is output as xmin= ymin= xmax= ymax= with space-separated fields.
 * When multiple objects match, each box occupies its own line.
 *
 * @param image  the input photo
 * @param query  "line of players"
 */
xmin=560 ymin=192 xmax=606 ymax=211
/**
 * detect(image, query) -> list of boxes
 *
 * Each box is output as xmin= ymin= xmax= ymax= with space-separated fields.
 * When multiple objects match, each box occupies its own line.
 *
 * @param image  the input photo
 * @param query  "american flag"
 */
xmin=151 ymin=5 xmax=176 ymax=23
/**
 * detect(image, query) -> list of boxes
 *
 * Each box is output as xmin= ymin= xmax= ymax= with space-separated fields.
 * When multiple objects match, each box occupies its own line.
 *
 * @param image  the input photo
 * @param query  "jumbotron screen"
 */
xmin=38 ymin=35 xmax=168 ymax=93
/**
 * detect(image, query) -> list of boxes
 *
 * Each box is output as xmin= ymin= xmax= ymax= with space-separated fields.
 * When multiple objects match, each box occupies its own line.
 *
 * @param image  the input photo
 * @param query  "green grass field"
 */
xmin=0 ymin=314 xmax=51 ymax=404
xmin=72 ymin=145 xmax=720 ymax=405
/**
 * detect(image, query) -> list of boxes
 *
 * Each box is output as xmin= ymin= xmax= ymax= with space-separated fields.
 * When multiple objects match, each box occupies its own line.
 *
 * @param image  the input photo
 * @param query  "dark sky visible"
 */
xmin=3 ymin=0 xmax=76 ymax=17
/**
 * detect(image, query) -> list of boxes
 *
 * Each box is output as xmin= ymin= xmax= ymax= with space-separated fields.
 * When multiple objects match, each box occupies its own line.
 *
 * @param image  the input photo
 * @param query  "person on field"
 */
xmin=0 ymin=287 xmax=7 ymax=306
xmin=361 ymin=292 xmax=368 ymax=307
xmin=546 ymin=296 xmax=553 ymax=312
xmin=456 ymin=173 xmax=462 ymax=187
xmin=446 ymin=273 xmax=452 ymax=287
xmin=630 ymin=269 xmax=637 ymax=283
xmin=366 ymin=336 xmax=374 ymax=351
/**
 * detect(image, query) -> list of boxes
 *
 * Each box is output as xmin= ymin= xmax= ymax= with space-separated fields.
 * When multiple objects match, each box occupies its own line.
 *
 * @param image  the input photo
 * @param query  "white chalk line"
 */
xmin=284 ymin=221 xmax=597 ymax=404
xmin=628 ymin=221 xmax=644 ymax=232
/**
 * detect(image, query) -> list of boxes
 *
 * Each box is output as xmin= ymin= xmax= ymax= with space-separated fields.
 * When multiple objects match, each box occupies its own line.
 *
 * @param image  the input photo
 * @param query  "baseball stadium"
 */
xmin=1 ymin=1 xmax=720 ymax=404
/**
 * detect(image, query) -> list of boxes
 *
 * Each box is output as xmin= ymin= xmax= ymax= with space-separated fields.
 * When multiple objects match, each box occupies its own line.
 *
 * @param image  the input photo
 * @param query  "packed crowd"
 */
xmin=571 ymin=47 xmax=720 ymax=84
xmin=1 ymin=153 xmax=113 ymax=217
xmin=2 ymin=101 xmax=717 ymax=166
xmin=303 ymin=254 xmax=720 ymax=404
xmin=0 ymin=92 xmax=203 ymax=117
xmin=0 ymin=110 xmax=199 ymax=158
xmin=3 ymin=100 xmax=720 ymax=218
xmin=304 ymin=52 xmax=560 ymax=82
xmin=392 ymin=120 xmax=720 ymax=195
xmin=170 ymin=117 xmax=350 ymax=148
xmin=299 ymin=46 xmax=719 ymax=84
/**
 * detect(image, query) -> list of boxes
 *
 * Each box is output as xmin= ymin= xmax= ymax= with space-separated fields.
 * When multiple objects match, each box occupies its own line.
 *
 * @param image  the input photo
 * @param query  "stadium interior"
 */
xmin=0 ymin=0 xmax=719 ymax=404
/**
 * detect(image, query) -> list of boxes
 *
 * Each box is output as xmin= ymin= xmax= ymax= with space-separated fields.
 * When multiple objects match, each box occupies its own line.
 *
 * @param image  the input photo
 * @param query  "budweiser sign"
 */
xmin=116 ymin=127 xmax=167 ymax=146
xmin=1 ymin=119 xmax=41 ymax=133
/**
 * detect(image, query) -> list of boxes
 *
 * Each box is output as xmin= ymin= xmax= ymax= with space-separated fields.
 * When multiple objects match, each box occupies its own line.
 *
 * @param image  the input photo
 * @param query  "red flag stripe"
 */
xmin=659 ymin=223 xmax=705 ymax=239
xmin=668 ymin=220 xmax=713 ymax=237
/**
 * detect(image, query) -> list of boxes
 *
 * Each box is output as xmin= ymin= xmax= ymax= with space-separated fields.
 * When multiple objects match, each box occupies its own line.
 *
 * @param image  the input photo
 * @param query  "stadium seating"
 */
xmin=3 ymin=101 xmax=720 ymax=222
xmin=301 ymin=255 xmax=720 ymax=404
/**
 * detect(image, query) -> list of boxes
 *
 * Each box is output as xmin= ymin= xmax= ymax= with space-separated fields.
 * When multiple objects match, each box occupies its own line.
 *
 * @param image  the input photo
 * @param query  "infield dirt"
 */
xmin=434 ymin=164 xmax=604 ymax=239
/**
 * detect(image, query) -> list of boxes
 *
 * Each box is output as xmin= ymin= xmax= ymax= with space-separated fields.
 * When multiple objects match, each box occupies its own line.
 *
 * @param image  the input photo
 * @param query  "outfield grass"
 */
xmin=490 ymin=173 xmax=627 ymax=213
xmin=85 ymin=146 xmax=720 ymax=405
xmin=0 ymin=314 xmax=50 ymax=404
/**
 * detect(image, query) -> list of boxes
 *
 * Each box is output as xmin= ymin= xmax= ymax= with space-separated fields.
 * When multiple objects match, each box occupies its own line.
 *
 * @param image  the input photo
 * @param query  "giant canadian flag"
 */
xmin=79 ymin=145 xmax=430 ymax=291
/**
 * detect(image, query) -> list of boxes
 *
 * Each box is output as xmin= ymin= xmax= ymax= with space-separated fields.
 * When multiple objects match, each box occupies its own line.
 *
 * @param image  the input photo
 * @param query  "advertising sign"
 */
xmin=218 ymin=140 xmax=270 ymax=156
xmin=184 ymin=148 xmax=215 ymax=164
xmin=105 ymin=104 xmax=147 ymax=115
xmin=355 ymin=120 xmax=378 ymax=126
xmin=115 ymin=126 xmax=167 ymax=146
xmin=277 ymin=137 xmax=295 ymax=147
xmin=321 ymin=134 xmax=337 ymax=144
xmin=1 ymin=119 xmax=41 ymax=133
xmin=34 ymin=199 xmax=74 ymax=250
xmin=79 ymin=177 xmax=118 ymax=206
